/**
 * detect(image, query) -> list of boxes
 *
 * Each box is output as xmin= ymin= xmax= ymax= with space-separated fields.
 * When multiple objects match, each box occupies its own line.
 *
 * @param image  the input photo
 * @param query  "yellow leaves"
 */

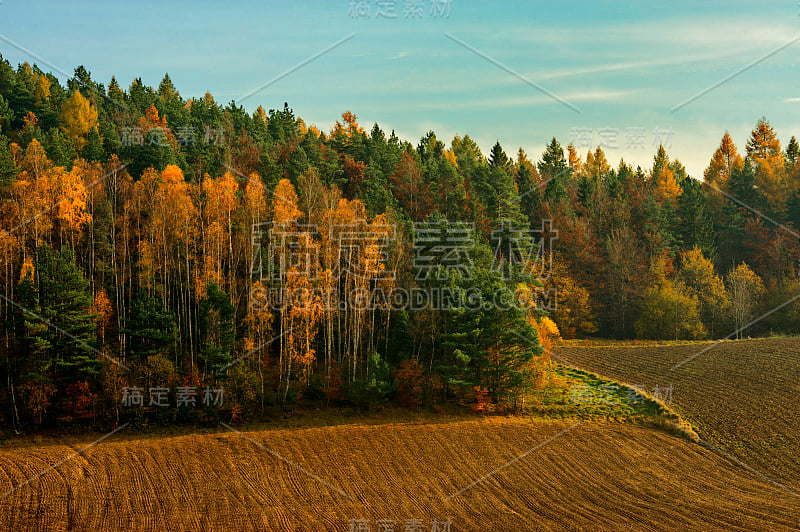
xmin=444 ymin=149 xmax=459 ymax=169
xmin=243 ymin=173 xmax=266 ymax=224
xmin=134 ymin=165 xmax=197 ymax=294
xmin=35 ymin=74 xmax=51 ymax=104
xmin=744 ymin=118 xmax=787 ymax=205
xmin=137 ymin=239 xmax=155 ymax=289
xmin=654 ymin=165 xmax=681 ymax=205
xmin=59 ymin=90 xmax=98 ymax=149
xmin=23 ymin=138 xmax=51 ymax=179
xmin=199 ymin=171 xmax=238 ymax=296
xmin=540 ymin=316 xmax=560 ymax=338
xmin=544 ymin=262 xmax=597 ymax=339
xmin=531 ymin=316 xmax=560 ymax=357
xmin=584 ymin=147 xmax=609 ymax=180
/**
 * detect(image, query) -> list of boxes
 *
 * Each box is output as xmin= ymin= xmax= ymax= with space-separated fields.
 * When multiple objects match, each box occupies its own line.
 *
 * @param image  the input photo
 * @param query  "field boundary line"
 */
xmin=671 ymin=293 xmax=800 ymax=370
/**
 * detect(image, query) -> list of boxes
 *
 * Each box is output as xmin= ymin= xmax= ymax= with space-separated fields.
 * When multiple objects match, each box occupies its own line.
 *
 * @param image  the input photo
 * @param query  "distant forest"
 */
xmin=0 ymin=57 xmax=798 ymax=430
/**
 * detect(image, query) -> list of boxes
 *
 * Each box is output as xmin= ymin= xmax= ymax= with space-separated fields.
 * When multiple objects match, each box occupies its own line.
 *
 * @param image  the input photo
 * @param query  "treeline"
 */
xmin=0 ymin=59 xmax=552 ymax=429
xmin=0 ymin=57 xmax=797 ymax=430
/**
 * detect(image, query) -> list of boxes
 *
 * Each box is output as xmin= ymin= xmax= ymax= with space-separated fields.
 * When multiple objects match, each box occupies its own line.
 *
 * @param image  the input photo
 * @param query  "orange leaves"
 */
xmin=243 ymin=173 xmax=266 ymax=220
xmin=136 ymin=104 xmax=177 ymax=149
xmin=203 ymin=171 xmax=238 ymax=218
xmin=11 ymin=157 xmax=92 ymax=242
xmin=134 ymin=164 xmax=197 ymax=294
xmin=91 ymin=288 xmax=114 ymax=342
xmin=340 ymin=110 xmax=364 ymax=137
xmin=272 ymin=178 xmax=302 ymax=225
xmin=199 ymin=171 xmax=238 ymax=297
xmin=704 ymin=132 xmax=743 ymax=190
xmin=19 ymin=256 xmax=34 ymax=282
xmin=342 ymin=154 xmax=367 ymax=195
xmin=23 ymin=138 xmax=51 ymax=179
xmin=54 ymin=166 xmax=92 ymax=232
xmin=746 ymin=118 xmax=782 ymax=161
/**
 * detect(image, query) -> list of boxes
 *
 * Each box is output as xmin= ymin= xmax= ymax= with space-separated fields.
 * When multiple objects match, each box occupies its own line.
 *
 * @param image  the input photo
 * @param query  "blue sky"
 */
xmin=1 ymin=0 xmax=799 ymax=176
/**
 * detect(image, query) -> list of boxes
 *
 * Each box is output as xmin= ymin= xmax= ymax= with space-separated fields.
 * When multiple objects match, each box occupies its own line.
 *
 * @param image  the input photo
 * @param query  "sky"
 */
xmin=1 ymin=0 xmax=799 ymax=177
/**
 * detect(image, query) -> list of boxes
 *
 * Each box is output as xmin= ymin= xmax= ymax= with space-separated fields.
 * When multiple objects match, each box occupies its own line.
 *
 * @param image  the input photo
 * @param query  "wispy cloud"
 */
xmin=390 ymin=51 xmax=408 ymax=60
xmin=785 ymin=97 xmax=800 ymax=103
xmin=400 ymin=90 xmax=637 ymax=111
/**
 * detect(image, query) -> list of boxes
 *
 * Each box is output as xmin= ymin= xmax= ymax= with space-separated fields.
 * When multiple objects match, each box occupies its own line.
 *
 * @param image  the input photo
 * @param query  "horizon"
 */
xmin=1 ymin=0 xmax=799 ymax=177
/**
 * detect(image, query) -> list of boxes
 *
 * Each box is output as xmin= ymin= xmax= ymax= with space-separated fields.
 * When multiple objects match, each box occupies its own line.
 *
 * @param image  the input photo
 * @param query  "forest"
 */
xmin=0 ymin=57 xmax=798 ymax=430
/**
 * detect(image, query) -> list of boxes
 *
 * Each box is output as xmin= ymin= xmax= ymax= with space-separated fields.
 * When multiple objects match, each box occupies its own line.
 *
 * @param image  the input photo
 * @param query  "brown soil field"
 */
xmin=1 ymin=416 xmax=799 ymax=530
xmin=558 ymin=337 xmax=800 ymax=492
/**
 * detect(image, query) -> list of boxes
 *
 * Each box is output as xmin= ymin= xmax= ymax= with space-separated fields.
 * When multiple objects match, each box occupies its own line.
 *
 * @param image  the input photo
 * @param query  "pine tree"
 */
xmin=36 ymin=244 xmax=99 ymax=381
xmin=199 ymin=281 xmax=236 ymax=376
xmin=538 ymin=138 xmax=569 ymax=204
xmin=676 ymin=178 xmax=716 ymax=259
xmin=786 ymin=136 xmax=799 ymax=168
xmin=122 ymin=291 xmax=177 ymax=365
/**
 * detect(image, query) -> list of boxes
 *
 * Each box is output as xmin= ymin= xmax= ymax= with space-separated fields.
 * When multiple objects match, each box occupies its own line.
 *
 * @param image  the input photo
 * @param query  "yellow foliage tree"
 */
xmin=704 ymin=131 xmax=743 ymax=190
xmin=746 ymin=118 xmax=786 ymax=206
xmin=60 ymin=90 xmax=98 ymax=149
xmin=678 ymin=247 xmax=730 ymax=338
xmin=726 ymin=262 xmax=765 ymax=339
xmin=654 ymin=165 xmax=681 ymax=205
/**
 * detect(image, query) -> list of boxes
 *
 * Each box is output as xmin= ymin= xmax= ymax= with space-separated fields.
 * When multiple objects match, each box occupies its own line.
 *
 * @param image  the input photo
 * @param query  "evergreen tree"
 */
xmin=728 ymin=158 xmax=767 ymax=213
xmin=785 ymin=136 xmax=799 ymax=168
xmin=538 ymin=138 xmax=569 ymax=204
xmin=199 ymin=281 xmax=236 ymax=375
xmin=36 ymin=244 xmax=99 ymax=381
xmin=676 ymin=178 xmax=716 ymax=259
xmin=123 ymin=291 xmax=178 ymax=365
xmin=0 ymin=134 xmax=18 ymax=187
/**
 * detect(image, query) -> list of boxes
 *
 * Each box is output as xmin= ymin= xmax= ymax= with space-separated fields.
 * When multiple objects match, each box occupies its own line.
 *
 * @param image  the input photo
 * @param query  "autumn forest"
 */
xmin=0 ymin=58 xmax=798 ymax=431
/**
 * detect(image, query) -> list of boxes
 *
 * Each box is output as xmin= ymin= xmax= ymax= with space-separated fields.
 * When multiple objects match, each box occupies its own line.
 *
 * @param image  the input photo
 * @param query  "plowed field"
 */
xmin=2 ymin=416 xmax=799 ymax=530
xmin=558 ymin=337 xmax=800 ymax=492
